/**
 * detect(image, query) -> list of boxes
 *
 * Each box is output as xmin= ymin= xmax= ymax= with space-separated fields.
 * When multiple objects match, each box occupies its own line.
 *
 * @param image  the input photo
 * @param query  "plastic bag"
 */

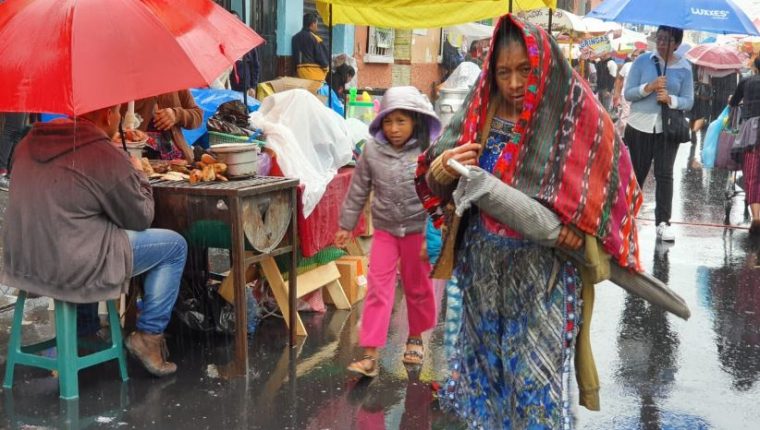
xmin=249 ymin=89 xmax=353 ymax=217
xmin=703 ymin=106 xmax=729 ymax=168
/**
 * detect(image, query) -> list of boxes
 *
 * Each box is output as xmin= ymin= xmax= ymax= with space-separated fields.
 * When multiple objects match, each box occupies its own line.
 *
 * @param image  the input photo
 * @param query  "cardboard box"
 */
xmin=334 ymin=255 xmax=368 ymax=305
xmin=256 ymin=76 xmax=324 ymax=102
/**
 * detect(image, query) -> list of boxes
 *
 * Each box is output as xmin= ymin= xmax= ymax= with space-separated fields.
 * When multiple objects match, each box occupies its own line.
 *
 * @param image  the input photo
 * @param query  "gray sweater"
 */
xmin=2 ymin=121 xmax=153 ymax=303
xmin=339 ymin=138 xmax=426 ymax=237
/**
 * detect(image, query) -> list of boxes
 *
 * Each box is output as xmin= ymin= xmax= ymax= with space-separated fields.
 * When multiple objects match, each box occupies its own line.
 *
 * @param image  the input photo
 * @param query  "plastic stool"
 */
xmin=2 ymin=290 xmax=128 ymax=399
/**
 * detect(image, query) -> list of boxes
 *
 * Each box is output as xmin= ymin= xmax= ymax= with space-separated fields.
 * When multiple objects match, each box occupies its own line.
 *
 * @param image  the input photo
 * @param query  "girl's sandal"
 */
xmin=402 ymin=338 xmax=424 ymax=365
xmin=347 ymin=355 xmax=379 ymax=378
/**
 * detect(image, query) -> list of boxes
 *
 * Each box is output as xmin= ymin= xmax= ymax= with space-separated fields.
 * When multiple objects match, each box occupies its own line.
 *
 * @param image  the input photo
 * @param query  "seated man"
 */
xmin=1 ymin=105 xmax=187 ymax=377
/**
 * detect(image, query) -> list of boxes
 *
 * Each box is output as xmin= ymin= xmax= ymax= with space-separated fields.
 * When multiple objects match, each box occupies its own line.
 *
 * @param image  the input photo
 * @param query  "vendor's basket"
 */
xmin=208 ymin=131 xmax=251 ymax=146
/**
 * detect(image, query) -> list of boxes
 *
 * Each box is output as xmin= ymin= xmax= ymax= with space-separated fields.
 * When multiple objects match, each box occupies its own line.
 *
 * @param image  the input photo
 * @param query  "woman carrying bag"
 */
xmin=624 ymin=26 xmax=694 ymax=243
xmin=729 ymin=56 xmax=760 ymax=235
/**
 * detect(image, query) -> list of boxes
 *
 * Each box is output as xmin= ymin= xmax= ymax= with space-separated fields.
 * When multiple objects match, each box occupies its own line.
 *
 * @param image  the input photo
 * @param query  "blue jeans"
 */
xmin=78 ymin=229 xmax=187 ymax=335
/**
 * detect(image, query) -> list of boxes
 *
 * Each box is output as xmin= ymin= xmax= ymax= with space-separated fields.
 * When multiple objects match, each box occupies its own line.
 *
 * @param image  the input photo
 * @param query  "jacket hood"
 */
xmin=369 ymin=86 xmax=442 ymax=143
xmin=27 ymin=120 xmax=109 ymax=163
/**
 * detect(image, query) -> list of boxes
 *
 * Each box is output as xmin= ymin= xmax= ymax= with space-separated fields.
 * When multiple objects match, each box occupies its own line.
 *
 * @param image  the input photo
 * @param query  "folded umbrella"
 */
xmin=452 ymin=165 xmax=691 ymax=320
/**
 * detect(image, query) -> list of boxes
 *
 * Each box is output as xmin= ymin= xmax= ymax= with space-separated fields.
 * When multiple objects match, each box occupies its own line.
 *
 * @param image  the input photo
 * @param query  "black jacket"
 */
xmin=291 ymin=28 xmax=329 ymax=69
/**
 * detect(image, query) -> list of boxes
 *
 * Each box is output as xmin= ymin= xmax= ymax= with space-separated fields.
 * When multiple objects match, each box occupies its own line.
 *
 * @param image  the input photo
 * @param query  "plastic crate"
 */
xmin=208 ymin=131 xmax=251 ymax=146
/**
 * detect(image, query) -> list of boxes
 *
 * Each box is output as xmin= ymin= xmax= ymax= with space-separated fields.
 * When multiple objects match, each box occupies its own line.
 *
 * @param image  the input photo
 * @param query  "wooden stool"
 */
xmin=3 ymin=291 xmax=128 ymax=399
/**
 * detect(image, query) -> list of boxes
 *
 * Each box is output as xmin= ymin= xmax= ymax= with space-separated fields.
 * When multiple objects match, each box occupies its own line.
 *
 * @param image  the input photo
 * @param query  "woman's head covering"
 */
xmin=369 ymin=86 xmax=442 ymax=143
xmin=416 ymin=14 xmax=643 ymax=271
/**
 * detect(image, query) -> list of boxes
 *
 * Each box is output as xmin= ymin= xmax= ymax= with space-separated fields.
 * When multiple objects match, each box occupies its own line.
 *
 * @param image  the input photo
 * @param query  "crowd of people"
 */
xmin=2 ymin=8 xmax=760 ymax=429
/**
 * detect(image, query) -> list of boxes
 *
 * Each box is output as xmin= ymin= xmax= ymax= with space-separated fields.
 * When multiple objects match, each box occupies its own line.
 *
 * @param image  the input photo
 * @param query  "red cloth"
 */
xmin=270 ymin=155 xmax=365 ymax=257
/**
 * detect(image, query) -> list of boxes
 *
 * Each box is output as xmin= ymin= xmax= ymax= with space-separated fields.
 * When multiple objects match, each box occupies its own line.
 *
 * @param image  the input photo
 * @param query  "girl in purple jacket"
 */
xmin=335 ymin=86 xmax=442 ymax=377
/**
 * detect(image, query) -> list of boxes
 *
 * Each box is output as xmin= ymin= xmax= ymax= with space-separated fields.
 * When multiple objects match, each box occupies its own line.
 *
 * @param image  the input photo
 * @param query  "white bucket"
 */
xmin=210 ymin=143 xmax=260 ymax=178
xmin=125 ymin=141 xmax=146 ymax=159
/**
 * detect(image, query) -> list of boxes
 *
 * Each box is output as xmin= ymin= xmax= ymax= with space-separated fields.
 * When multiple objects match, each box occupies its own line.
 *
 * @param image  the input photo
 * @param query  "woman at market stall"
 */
xmin=729 ymin=56 xmax=760 ymax=235
xmin=129 ymin=89 xmax=203 ymax=163
xmin=416 ymin=14 xmax=642 ymax=428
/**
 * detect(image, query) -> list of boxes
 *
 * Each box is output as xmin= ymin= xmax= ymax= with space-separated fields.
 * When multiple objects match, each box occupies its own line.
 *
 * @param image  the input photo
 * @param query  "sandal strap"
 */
xmin=403 ymin=350 xmax=424 ymax=359
xmin=406 ymin=338 xmax=423 ymax=346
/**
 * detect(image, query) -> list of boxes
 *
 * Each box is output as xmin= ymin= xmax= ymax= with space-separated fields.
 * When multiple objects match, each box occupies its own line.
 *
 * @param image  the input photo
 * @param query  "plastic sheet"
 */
xmin=440 ymin=61 xmax=482 ymax=90
xmin=703 ymin=106 xmax=729 ymax=168
xmin=250 ymin=89 xmax=353 ymax=217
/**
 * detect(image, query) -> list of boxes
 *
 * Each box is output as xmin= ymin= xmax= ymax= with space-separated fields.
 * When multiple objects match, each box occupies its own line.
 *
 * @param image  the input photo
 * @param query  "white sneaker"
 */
xmin=656 ymin=222 xmax=675 ymax=242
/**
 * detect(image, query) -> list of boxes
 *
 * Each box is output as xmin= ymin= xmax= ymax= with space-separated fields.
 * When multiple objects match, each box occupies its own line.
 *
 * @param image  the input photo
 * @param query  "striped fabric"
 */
xmin=416 ymin=14 xmax=643 ymax=271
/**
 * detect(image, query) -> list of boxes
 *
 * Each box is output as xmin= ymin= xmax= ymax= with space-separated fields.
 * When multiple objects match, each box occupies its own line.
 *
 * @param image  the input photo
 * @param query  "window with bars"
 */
xmin=365 ymin=27 xmax=395 ymax=63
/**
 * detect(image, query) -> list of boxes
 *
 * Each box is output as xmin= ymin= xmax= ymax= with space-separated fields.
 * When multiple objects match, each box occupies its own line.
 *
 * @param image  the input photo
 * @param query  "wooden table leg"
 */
xmin=289 ymin=187 xmax=299 ymax=347
xmin=230 ymin=197 xmax=248 ymax=376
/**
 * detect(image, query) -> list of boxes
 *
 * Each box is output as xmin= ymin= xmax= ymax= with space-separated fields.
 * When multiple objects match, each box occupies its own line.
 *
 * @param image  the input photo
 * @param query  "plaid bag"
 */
xmin=716 ymin=108 xmax=741 ymax=171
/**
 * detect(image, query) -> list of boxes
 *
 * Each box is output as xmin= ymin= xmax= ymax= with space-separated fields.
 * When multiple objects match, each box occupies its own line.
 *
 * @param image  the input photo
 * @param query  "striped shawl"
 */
xmin=416 ymin=14 xmax=642 ymax=271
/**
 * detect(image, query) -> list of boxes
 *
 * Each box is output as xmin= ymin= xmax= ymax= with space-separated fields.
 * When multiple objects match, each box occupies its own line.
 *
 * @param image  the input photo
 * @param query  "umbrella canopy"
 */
xmin=315 ymin=0 xmax=556 ymax=29
xmin=685 ymin=43 xmax=748 ymax=69
xmin=611 ymin=28 xmax=648 ymax=52
xmin=519 ymin=8 xmax=588 ymax=34
xmin=581 ymin=16 xmax=622 ymax=34
xmin=588 ymin=0 xmax=760 ymax=36
xmin=0 ymin=0 xmax=265 ymax=116
xmin=446 ymin=22 xmax=495 ymax=40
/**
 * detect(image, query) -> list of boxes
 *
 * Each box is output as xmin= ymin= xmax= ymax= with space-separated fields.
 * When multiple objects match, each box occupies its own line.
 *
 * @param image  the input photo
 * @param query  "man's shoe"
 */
xmin=0 ymin=175 xmax=10 ymax=192
xmin=656 ymin=222 xmax=675 ymax=242
xmin=125 ymin=331 xmax=177 ymax=377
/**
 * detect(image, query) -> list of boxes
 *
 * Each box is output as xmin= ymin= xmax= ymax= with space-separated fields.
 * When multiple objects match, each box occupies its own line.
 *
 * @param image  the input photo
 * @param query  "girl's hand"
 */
xmin=556 ymin=225 xmax=583 ymax=251
xmin=334 ymin=229 xmax=352 ymax=248
xmin=441 ymin=143 xmax=481 ymax=177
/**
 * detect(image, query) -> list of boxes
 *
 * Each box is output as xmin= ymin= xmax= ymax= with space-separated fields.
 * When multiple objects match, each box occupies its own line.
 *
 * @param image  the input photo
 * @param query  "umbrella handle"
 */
xmin=118 ymin=116 xmax=128 ymax=153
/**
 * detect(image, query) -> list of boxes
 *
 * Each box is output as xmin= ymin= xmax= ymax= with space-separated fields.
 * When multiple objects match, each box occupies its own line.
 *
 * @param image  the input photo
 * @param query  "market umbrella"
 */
xmin=519 ymin=8 xmax=588 ymax=34
xmin=587 ymin=0 xmax=760 ymax=36
xmin=0 ymin=0 xmax=265 ymax=116
xmin=685 ymin=43 xmax=748 ymax=69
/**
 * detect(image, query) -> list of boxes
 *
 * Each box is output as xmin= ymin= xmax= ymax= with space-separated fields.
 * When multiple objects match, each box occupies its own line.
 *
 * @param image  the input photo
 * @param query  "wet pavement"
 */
xmin=1 ymin=144 xmax=759 ymax=429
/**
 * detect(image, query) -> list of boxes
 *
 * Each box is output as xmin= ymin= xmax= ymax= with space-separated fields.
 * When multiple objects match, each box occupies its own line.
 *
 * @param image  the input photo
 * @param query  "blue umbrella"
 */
xmin=588 ymin=0 xmax=760 ymax=36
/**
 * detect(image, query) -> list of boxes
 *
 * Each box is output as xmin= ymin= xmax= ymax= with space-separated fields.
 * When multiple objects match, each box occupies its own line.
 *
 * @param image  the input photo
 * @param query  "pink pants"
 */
xmin=359 ymin=230 xmax=437 ymax=348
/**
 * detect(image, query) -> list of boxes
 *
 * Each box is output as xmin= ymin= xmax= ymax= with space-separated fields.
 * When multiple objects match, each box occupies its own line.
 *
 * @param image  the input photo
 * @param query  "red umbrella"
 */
xmin=0 ymin=0 xmax=265 ymax=115
xmin=685 ymin=43 xmax=748 ymax=70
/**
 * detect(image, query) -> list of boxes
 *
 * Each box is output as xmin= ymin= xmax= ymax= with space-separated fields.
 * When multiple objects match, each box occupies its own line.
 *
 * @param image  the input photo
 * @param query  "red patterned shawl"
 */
xmin=416 ymin=14 xmax=642 ymax=271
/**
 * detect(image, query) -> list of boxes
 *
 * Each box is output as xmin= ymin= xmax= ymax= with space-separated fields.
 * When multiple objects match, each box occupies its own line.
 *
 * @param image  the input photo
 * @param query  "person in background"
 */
xmin=624 ymin=25 xmax=694 ymax=242
xmin=0 ymin=113 xmax=29 ymax=191
xmin=228 ymin=10 xmax=261 ymax=95
xmin=614 ymin=50 xmax=642 ymax=136
xmin=464 ymin=40 xmax=483 ymax=68
xmin=729 ymin=56 xmax=760 ymax=235
xmin=292 ymin=12 xmax=330 ymax=81
xmin=1 ymin=105 xmax=187 ymax=377
xmin=596 ymin=53 xmax=619 ymax=111
xmin=130 ymin=90 xmax=203 ymax=163
xmin=335 ymin=86 xmax=442 ymax=378
xmin=329 ymin=64 xmax=356 ymax=101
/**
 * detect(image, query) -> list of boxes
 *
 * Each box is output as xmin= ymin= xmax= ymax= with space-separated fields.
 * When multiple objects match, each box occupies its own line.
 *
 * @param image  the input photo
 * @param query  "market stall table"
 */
xmin=150 ymin=176 xmax=299 ymax=377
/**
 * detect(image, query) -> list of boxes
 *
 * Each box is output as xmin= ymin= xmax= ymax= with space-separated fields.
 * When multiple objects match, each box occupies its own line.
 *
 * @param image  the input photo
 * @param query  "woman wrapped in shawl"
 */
xmin=416 ymin=15 xmax=643 ymax=429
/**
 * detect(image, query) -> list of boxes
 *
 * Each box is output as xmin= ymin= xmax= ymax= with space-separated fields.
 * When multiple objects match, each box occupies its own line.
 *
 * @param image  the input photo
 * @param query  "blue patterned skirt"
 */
xmin=440 ymin=217 xmax=581 ymax=430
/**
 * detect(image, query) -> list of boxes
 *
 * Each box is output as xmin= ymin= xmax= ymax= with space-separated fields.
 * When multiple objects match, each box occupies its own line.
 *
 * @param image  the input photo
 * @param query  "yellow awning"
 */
xmin=316 ymin=0 xmax=557 ymax=29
